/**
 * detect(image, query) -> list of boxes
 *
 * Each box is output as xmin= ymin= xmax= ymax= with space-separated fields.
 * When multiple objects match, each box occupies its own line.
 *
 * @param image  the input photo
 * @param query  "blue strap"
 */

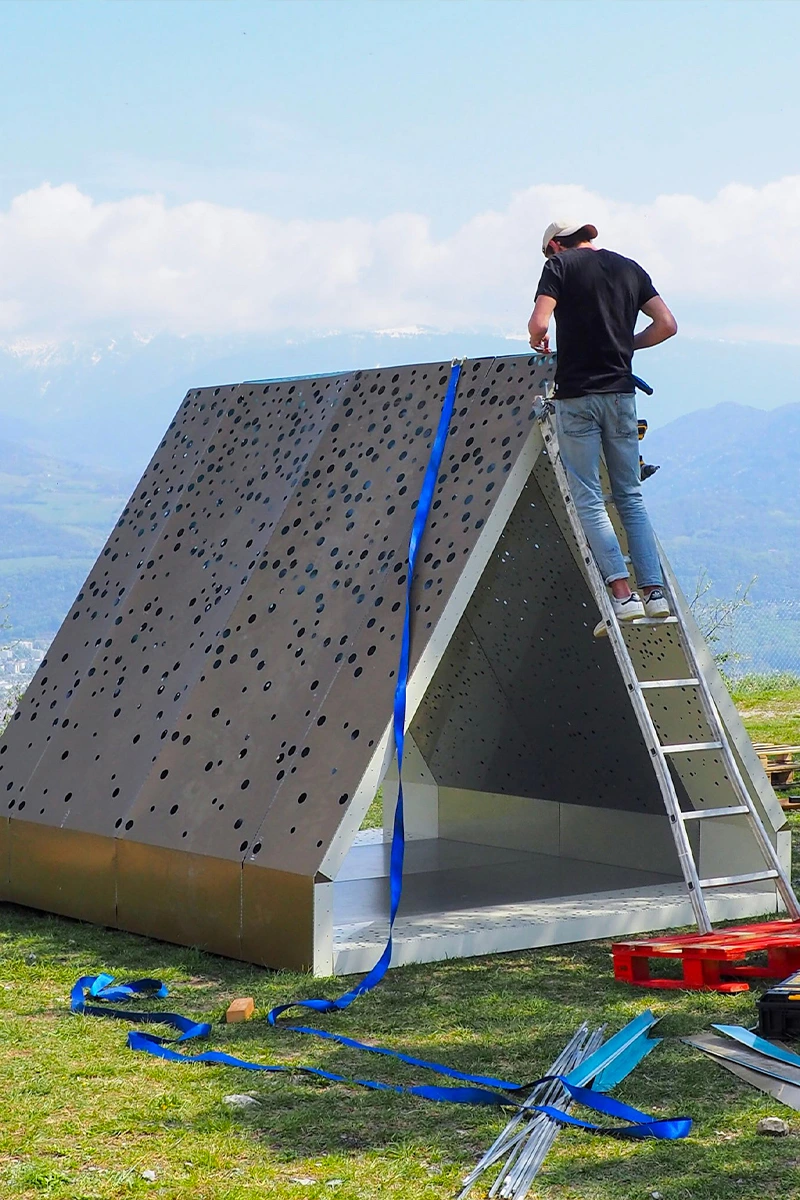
xmin=531 ymin=1080 xmax=691 ymax=1139
xmin=278 ymin=1022 xmax=526 ymax=1091
xmin=70 ymin=975 xmax=211 ymax=1040
xmin=70 ymin=975 xmax=690 ymax=1135
xmin=268 ymin=360 xmax=464 ymax=1026
xmin=87 ymin=972 xmax=167 ymax=1001
xmin=71 ymin=973 xmax=520 ymax=1106
xmin=127 ymin=1030 xmax=509 ymax=1106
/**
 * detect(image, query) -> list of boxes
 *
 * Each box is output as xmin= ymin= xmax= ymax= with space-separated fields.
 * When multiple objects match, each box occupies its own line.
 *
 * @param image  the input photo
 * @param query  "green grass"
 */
xmin=731 ymin=673 xmax=800 ymax=745
xmin=1 ymin=683 xmax=800 ymax=1199
xmin=360 ymin=787 xmax=383 ymax=831
xmin=3 ymin=895 xmax=800 ymax=1200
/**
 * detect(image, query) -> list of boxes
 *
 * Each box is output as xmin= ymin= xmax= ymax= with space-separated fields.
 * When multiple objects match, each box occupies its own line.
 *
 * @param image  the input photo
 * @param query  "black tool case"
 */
xmin=757 ymin=968 xmax=800 ymax=1039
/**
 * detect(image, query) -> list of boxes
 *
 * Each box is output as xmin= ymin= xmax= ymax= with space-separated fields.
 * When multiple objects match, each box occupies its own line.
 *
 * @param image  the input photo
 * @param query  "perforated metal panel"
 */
xmin=411 ymin=469 xmax=667 ymax=813
xmin=0 ymin=376 xmax=342 ymax=838
xmin=0 ymin=354 xmax=563 ymax=964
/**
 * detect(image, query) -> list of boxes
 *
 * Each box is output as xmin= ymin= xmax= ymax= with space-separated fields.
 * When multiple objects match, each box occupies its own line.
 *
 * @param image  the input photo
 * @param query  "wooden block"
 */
xmin=225 ymin=997 xmax=255 ymax=1023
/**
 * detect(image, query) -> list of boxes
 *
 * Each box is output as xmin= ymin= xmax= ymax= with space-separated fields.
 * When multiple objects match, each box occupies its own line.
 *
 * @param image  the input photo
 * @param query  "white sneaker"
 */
xmin=593 ymin=592 xmax=645 ymax=638
xmin=643 ymin=588 xmax=670 ymax=619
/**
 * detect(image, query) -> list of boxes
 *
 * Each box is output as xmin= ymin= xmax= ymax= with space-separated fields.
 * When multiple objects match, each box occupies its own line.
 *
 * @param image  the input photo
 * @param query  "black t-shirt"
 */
xmin=535 ymin=248 xmax=658 ymax=399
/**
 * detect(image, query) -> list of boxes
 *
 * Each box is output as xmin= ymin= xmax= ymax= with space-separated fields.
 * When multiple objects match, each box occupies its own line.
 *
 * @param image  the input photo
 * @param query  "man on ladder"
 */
xmin=527 ymin=221 xmax=677 ymax=636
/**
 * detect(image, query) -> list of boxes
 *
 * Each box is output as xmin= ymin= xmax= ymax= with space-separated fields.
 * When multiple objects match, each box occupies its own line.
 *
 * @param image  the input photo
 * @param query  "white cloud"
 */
xmin=1 ymin=178 xmax=800 ymax=342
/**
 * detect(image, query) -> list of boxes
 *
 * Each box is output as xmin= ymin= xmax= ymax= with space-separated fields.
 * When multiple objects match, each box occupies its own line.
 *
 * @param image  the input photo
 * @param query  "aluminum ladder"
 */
xmin=537 ymin=402 xmax=800 ymax=934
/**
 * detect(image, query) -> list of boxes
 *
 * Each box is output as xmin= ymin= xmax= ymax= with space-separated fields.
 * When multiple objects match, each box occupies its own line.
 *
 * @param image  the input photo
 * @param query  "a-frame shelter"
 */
xmin=0 ymin=354 xmax=789 ymax=974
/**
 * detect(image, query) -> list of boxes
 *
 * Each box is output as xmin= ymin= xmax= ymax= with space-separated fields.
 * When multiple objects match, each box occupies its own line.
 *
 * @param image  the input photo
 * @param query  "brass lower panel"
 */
xmin=0 ymin=817 xmax=9 ymax=889
xmin=2 ymin=820 xmax=315 ymax=969
xmin=116 ymin=841 xmax=242 ymax=959
xmin=241 ymin=863 xmax=314 ymax=971
xmin=6 ymin=819 xmax=116 ymax=925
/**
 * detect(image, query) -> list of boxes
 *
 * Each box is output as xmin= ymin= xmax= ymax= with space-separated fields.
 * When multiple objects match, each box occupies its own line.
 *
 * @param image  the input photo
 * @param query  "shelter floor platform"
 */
xmin=331 ymin=833 xmax=780 ymax=976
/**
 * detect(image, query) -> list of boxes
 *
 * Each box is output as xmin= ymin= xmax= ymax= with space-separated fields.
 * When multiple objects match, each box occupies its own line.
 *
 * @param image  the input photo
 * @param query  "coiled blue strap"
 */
xmin=70 ymin=974 xmax=211 ymax=1041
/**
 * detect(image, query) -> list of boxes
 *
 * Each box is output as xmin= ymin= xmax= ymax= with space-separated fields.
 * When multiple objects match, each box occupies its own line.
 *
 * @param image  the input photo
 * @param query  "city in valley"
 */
xmin=0 ymin=636 xmax=51 ymax=702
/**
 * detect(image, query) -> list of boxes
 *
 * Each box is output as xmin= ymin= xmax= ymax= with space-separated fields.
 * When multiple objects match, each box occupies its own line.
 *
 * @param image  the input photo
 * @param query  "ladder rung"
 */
xmin=628 ymin=617 xmax=679 ymax=627
xmin=640 ymin=678 xmax=700 ymax=690
xmin=662 ymin=741 xmax=723 ymax=754
xmin=700 ymin=869 xmax=779 ymax=889
xmin=681 ymin=805 xmax=750 ymax=821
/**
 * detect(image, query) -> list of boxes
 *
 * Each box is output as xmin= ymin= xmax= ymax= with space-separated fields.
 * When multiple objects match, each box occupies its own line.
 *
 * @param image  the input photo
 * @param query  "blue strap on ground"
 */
xmin=268 ymin=359 xmax=464 ymax=1026
xmin=275 ymin=1022 xmax=526 ymax=1091
xmin=70 ymin=974 xmax=211 ymax=1041
xmin=71 ymin=974 xmax=520 ymax=1107
xmin=71 ymin=974 xmax=690 ymax=1134
xmin=530 ymin=1080 xmax=691 ymax=1139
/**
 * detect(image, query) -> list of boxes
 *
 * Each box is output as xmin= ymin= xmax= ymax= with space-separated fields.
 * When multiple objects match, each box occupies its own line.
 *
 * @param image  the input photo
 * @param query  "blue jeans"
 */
xmin=554 ymin=392 xmax=663 ymax=588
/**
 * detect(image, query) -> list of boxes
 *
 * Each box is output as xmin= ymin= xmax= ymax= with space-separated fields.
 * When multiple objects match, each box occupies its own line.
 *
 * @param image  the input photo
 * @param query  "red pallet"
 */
xmin=612 ymin=920 xmax=800 ymax=992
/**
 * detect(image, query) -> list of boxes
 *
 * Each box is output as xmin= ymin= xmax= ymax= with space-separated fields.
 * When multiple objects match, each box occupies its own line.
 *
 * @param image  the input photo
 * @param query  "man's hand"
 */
xmin=528 ymin=294 xmax=556 ymax=354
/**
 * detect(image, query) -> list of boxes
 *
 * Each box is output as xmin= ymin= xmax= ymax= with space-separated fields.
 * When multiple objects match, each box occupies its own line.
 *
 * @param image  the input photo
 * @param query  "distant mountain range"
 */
xmin=2 ymin=328 xmax=799 ymax=472
xmin=0 ymin=333 xmax=798 ymax=671
xmin=0 ymin=438 xmax=131 ymax=636
xmin=644 ymin=403 xmax=800 ymax=674
xmin=645 ymin=401 xmax=800 ymax=601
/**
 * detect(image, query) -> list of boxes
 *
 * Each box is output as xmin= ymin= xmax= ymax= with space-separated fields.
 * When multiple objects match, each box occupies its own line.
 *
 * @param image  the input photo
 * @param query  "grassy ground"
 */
xmin=4 ymin=900 xmax=800 ymax=1200
xmin=731 ymin=673 xmax=800 ymax=746
xmin=1 ymin=685 xmax=800 ymax=1200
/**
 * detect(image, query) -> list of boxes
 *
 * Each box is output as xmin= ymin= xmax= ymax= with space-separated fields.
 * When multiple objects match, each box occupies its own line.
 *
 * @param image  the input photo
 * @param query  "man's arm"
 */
xmin=633 ymin=296 xmax=678 ymax=350
xmin=528 ymin=294 xmax=556 ymax=351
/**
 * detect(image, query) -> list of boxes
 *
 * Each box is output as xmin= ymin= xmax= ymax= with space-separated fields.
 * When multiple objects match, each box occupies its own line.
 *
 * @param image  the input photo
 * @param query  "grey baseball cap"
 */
xmin=541 ymin=220 xmax=599 ymax=255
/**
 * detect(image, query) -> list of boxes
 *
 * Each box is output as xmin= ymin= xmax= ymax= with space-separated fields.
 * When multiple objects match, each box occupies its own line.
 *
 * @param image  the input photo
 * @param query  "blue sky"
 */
xmin=3 ymin=0 xmax=800 ymax=224
xmin=1 ymin=0 xmax=800 ymax=348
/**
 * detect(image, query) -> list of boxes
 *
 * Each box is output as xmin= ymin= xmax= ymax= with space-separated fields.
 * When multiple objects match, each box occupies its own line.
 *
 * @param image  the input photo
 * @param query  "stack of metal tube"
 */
xmin=460 ymin=1010 xmax=664 ymax=1198
xmin=459 ymin=1023 xmax=605 ymax=1200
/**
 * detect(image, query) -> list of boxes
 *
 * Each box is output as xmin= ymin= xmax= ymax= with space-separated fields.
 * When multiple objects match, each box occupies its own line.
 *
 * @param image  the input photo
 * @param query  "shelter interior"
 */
xmin=331 ymin=457 xmax=781 ymax=974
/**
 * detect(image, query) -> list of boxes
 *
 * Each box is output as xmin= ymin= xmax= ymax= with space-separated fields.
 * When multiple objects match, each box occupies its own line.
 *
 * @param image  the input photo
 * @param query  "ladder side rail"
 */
xmin=657 ymin=569 xmax=800 ymax=920
xmin=581 ymin=402 xmax=797 ymax=920
xmin=539 ymin=412 xmax=713 ymax=933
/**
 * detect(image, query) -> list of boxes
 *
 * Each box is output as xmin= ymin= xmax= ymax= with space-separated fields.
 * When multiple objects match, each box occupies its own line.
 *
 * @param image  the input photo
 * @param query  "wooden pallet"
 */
xmin=753 ymin=743 xmax=800 ymax=789
xmin=752 ymin=743 xmax=800 ymax=807
xmin=612 ymin=920 xmax=800 ymax=992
